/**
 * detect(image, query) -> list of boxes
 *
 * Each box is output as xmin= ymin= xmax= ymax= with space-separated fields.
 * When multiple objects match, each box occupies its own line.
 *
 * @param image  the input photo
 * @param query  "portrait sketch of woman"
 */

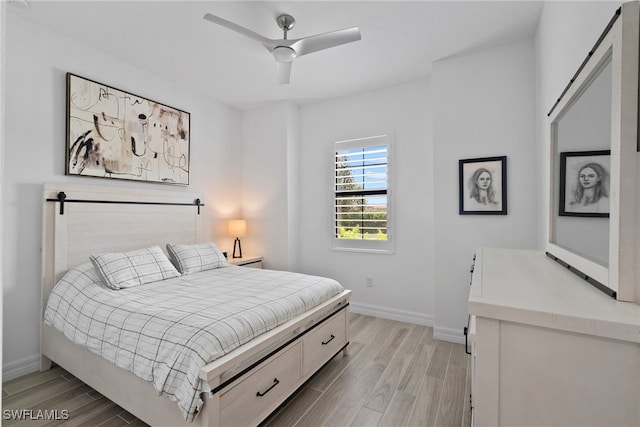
xmin=559 ymin=151 xmax=610 ymax=217
xmin=459 ymin=156 xmax=507 ymax=215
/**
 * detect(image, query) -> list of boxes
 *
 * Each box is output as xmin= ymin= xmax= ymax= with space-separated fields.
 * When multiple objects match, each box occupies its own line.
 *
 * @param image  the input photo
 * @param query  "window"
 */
xmin=333 ymin=134 xmax=394 ymax=253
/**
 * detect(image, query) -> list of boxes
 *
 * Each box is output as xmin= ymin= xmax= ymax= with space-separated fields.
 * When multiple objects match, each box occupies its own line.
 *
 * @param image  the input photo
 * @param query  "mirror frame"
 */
xmin=547 ymin=2 xmax=639 ymax=302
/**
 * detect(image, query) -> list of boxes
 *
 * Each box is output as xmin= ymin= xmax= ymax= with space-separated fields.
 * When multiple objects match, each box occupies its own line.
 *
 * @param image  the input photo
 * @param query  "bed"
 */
xmin=40 ymin=183 xmax=351 ymax=426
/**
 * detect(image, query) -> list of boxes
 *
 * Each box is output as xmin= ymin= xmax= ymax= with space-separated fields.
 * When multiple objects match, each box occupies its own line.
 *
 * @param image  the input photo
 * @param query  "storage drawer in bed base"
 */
xmin=212 ymin=303 xmax=350 ymax=427
xmin=210 ymin=303 xmax=349 ymax=396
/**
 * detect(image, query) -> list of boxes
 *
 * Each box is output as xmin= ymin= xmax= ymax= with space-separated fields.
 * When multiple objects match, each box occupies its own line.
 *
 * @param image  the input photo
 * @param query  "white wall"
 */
xmin=257 ymin=41 xmax=540 ymax=337
xmin=286 ymin=104 xmax=301 ymax=270
xmin=297 ymin=80 xmax=435 ymax=325
xmin=535 ymin=1 xmax=622 ymax=250
xmin=240 ymin=101 xmax=300 ymax=271
xmin=432 ymin=39 xmax=538 ymax=340
xmin=2 ymin=12 xmax=242 ymax=379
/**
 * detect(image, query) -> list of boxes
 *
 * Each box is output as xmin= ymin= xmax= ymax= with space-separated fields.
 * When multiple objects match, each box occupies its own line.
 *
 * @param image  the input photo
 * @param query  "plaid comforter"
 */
xmin=44 ymin=263 xmax=344 ymax=421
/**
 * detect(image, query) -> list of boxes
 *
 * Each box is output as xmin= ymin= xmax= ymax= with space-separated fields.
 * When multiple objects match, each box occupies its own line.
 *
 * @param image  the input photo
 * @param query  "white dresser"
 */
xmin=468 ymin=248 xmax=640 ymax=426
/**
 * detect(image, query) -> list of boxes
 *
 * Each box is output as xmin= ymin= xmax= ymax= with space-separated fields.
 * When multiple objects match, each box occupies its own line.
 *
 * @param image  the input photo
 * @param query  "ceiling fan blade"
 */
xmin=204 ymin=13 xmax=277 ymax=51
xmin=275 ymin=60 xmax=292 ymax=85
xmin=291 ymin=27 xmax=361 ymax=57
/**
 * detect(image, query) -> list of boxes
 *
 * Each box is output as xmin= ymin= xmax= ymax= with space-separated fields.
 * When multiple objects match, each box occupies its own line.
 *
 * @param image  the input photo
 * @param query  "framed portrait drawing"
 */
xmin=559 ymin=150 xmax=610 ymax=217
xmin=66 ymin=73 xmax=190 ymax=185
xmin=459 ymin=156 xmax=507 ymax=215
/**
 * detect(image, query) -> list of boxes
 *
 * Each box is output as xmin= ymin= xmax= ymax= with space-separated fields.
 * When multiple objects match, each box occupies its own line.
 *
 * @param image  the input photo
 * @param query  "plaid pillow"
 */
xmin=166 ymin=242 xmax=229 ymax=275
xmin=90 ymin=246 xmax=180 ymax=290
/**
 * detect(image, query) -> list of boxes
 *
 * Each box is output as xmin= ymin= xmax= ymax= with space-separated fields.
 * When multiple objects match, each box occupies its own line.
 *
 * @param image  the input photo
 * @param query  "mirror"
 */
xmin=552 ymin=56 xmax=611 ymax=267
xmin=547 ymin=2 xmax=638 ymax=302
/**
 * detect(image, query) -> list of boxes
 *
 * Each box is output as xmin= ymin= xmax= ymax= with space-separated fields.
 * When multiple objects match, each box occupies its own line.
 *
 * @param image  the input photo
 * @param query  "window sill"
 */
xmin=330 ymin=244 xmax=395 ymax=255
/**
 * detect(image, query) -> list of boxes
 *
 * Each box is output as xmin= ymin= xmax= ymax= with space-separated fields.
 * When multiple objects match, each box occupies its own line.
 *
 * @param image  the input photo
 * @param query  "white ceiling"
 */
xmin=8 ymin=1 xmax=544 ymax=111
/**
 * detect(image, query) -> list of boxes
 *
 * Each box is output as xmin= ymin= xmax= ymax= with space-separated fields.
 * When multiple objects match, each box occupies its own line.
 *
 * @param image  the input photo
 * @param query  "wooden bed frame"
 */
xmin=40 ymin=183 xmax=351 ymax=426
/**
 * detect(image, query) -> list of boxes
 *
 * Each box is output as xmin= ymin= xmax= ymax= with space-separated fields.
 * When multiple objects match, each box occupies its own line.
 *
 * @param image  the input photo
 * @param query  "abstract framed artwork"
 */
xmin=459 ymin=156 xmax=507 ymax=215
xmin=66 ymin=73 xmax=190 ymax=185
xmin=559 ymin=150 xmax=610 ymax=217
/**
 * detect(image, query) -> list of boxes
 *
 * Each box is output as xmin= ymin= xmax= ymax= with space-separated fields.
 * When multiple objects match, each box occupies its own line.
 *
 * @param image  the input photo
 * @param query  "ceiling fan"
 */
xmin=204 ymin=13 xmax=361 ymax=84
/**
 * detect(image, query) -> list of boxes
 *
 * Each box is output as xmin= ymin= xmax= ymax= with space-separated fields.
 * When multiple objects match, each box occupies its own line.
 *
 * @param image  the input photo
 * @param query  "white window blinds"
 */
xmin=333 ymin=134 xmax=394 ymax=253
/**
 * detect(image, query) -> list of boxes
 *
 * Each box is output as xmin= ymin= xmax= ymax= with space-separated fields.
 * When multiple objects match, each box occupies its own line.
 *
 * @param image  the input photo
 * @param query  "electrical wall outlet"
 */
xmin=366 ymin=276 xmax=374 ymax=287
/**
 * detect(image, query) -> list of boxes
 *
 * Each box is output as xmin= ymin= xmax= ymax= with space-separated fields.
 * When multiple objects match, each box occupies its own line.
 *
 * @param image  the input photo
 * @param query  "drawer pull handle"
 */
xmin=464 ymin=315 xmax=471 ymax=355
xmin=256 ymin=378 xmax=279 ymax=397
xmin=322 ymin=334 xmax=335 ymax=345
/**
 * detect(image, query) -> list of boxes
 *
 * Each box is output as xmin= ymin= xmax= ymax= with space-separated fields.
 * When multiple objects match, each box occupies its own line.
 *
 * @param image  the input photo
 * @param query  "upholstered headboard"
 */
xmin=41 ymin=183 xmax=204 ymax=303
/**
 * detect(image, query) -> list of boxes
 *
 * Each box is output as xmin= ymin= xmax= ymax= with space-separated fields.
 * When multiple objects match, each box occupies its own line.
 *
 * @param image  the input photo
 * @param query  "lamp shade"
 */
xmin=228 ymin=219 xmax=246 ymax=238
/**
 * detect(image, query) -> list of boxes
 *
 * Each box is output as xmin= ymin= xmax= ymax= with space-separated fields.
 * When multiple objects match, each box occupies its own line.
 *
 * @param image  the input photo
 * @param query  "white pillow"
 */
xmin=166 ymin=242 xmax=228 ymax=275
xmin=90 ymin=246 xmax=180 ymax=290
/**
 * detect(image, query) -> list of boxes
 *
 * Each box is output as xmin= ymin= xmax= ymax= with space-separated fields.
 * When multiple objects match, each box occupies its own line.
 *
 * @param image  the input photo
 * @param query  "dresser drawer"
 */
xmin=220 ymin=342 xmax=302 ymax=427
xmin=302 ymin=309 xmax=347 ymax=377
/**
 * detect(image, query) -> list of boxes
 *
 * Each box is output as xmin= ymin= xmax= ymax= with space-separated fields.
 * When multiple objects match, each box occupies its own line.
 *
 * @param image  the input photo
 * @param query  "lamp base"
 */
xmin=232 ymin=238 xmax=243 ymax=258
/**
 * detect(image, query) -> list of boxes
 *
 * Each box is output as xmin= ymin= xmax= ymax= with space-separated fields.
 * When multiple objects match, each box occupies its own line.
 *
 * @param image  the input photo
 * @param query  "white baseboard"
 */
xmin=433 ymin=326 xmax=466 ymax=344
xmin=3 ymin=353 xmax=41 ymax=381
xmin=349 ymin=302 xmax=434 ymax=327
xmin=349 ymin=303 xmax=467 ymax=345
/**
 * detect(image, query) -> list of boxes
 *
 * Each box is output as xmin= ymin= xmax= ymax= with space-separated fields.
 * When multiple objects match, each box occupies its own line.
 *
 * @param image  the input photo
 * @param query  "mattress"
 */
xmin=44 ymin=263 xmax=344 ymax=421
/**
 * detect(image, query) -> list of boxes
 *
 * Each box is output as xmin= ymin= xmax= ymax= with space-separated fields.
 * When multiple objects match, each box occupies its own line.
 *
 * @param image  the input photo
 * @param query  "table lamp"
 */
xmin=228 ymin=219 xmax=246 ymax=258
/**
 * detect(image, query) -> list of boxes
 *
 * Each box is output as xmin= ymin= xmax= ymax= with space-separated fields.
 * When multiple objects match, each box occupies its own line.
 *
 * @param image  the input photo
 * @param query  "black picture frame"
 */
xmin=459 ymin=156 xmax=507 ymax=215
xmin=66 ymin=73 xmax=191 ymax=185
xmin=559 ymin=150 xmax=610 ymax=217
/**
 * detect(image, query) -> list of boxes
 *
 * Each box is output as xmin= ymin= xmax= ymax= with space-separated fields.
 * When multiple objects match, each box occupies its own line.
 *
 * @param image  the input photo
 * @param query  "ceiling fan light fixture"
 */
xmin=273 ymin=46 xmax=296 ymax=63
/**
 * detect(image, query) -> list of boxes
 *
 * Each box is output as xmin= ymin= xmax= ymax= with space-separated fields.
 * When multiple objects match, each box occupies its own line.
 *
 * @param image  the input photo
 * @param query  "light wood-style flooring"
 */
xmin=2 ymin=314 xmax=471 ymax=426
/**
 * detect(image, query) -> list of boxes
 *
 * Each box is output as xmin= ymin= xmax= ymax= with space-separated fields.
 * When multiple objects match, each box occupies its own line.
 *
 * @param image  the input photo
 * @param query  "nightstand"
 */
xmin=228 ymin=255 xmax=263 ymax=269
